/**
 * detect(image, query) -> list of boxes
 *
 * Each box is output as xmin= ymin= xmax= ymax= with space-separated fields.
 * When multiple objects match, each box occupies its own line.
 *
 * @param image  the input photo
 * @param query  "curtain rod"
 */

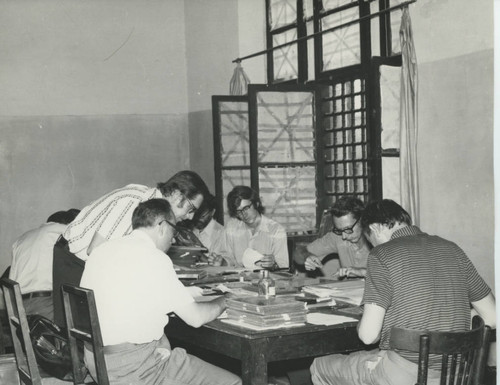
xmin=232 ymin=0 xmax=416 ymax=64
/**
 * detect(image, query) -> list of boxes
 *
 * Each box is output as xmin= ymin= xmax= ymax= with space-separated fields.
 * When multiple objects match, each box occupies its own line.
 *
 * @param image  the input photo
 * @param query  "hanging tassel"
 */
xmin=229 ymin=62 xmax=251 ymax=95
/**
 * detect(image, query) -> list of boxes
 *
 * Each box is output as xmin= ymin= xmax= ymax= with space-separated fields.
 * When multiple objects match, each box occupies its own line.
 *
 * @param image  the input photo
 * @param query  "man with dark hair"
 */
xmin=310 ymin=199 xmax=496 ymax=385
xmin=52 ymin=170 xmax=210 ymax=326
xmin=190 ymin=193 xmax=227 ymax=265
xmin=294 ymin=196 xmax=370 ymax=278
xmin=46 ymin=208 xmax=81 ymax=224
xmin=81 ymin=199 xmax=240 ymax=385
xmin=224 ymin=185 xmax=288 ymax=269
xmin=10 ymin=208 xmax=80 ymax=320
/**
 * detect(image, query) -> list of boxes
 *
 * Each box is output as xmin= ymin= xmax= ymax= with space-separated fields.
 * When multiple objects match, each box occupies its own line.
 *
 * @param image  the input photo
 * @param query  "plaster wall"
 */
xmin=0 ymin=0 xmax=191 ymax=275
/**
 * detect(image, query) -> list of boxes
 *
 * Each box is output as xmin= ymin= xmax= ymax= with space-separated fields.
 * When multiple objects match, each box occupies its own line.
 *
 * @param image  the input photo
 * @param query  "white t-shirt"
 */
xmin=10 ymin=222 xmax=67 ymax=293
xmin=80 ymin=229 xmax=194 ymax=346
xmin=193 ymin=218 xmax=226 ymax=256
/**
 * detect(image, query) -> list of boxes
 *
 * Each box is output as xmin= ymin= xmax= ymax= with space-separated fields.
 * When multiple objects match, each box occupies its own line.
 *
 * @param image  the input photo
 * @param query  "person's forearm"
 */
xmin=472 ymin=293 xmax=496 ymax=328
xmin=197 ymin=296 xmax=226 ymax=324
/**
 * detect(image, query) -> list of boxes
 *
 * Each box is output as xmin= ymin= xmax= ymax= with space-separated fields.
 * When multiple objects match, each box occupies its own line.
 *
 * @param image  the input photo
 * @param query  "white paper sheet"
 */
xmin=306 ymin=312 xmax=358 ymax=326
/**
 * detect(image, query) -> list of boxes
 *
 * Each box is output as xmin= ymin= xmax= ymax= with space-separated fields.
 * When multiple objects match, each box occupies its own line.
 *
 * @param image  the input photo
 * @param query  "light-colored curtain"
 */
xmin=399 ymin=7 xmax=419 ymax=225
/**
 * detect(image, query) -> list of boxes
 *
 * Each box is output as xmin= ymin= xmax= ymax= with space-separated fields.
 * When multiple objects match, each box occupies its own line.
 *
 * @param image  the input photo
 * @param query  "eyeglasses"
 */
xmin=159 ymin=219 xmax=179 ymax=237
xmin=331 ymin=217 xmax=360 ymax=236
xmin=235 ymin=204 xmax=253 ymax=217
xmin=182 ymin=194 xmax=197 ymax=214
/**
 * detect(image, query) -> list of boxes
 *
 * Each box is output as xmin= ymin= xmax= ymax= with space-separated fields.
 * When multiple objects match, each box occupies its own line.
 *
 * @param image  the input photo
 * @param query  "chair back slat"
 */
xmin=61 ymin=283 xmax=109 ymax=385
xmin=1 ymin=278 xmax=42 ymax=385
xmin=390 ymin=316 xmax=491 ymax=385
xmin=440 ymin=357 xmax=448 ymax=385
xmin=417 ymin=335 xmax=429 ymax=385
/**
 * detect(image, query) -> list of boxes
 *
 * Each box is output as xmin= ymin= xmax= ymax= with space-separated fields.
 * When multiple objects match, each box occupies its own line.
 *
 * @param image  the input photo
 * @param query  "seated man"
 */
xmin=52 ymin=170 xmax=209 ymax=326
xmin=80 ymin=199 xmax=241 ymax=385
xmin=190 ymin=194 xmax=227 ymax=266
xmin=9 ymin=208 xmax=80 ymax=320
xmin=224 ymin=185 xmax=288 ymax=269
xmin=310 ymin=199 xmax=496 ymax=385
xmin=294 ymin=196 xmax=370 ymax=278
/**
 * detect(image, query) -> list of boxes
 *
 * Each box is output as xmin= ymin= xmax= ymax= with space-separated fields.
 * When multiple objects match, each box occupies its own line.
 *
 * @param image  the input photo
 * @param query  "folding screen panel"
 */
xmin=213 ymin=85 xmax=324 ymax=234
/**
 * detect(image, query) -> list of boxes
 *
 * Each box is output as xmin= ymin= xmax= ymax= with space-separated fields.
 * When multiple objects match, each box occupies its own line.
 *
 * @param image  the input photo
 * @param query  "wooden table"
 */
xmin=165 ymin=312 xmax=367 ymax=385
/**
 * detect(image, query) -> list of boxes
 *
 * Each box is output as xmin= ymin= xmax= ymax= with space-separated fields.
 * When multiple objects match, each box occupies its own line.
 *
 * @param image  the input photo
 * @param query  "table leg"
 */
xmin=241 ymin=338 xmax=268 ymax=385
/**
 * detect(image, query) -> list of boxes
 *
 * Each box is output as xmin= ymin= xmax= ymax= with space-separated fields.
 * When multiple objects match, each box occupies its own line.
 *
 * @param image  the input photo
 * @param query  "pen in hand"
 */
xmin=305 ymin=256 xmax=323 ymax=271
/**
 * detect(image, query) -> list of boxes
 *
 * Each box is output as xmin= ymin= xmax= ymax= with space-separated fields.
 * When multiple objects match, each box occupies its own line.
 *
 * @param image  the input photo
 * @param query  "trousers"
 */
xmin=52 ymin=236 xmax=86 ymax=327
xmin=84 ymin=334 xmax=241 ymax=385
xmin=310 ymin=349 xmax=440 ymax=385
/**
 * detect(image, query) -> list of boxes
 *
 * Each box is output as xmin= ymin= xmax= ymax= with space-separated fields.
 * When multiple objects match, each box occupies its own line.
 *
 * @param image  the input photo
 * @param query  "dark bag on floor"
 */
xmin=26 ymin=314 xmax=87 ymax=382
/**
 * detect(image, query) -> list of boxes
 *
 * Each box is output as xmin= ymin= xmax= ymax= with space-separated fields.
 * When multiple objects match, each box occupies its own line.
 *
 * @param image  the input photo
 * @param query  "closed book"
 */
xmin=226 ymin=295 xmax=306 ymax=315
xmin=226 ymin=308 xmax=307 ymax=327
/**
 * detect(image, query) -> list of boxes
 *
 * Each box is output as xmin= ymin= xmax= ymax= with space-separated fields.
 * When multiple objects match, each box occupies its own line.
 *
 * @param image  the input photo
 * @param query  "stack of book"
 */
xmin=225 ymin=295 xmax=307 ymax=328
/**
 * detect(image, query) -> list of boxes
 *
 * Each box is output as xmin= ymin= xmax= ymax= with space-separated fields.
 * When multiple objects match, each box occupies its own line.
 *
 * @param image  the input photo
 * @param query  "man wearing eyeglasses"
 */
xmin=310 ymin=199 xmax=495 ymax=385
xmin=294 ymin=196 xmax=371 ymax=279
xmin=224 ymin=185 xmax=289 ymax=269
xmin=81 ymin=199 xmax=241 ymax=385
xmin=52 ymin=170 xmax=210 ymax=326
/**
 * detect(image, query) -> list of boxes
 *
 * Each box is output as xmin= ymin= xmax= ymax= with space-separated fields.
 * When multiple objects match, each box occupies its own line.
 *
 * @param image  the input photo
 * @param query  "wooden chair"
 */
xmin=389 ymin=316 xmax=491 ymax=385
xmin=61 ymin=284 xmax=109 ymax=385
xmin=0 ymin=277 xmax=67 ymax=385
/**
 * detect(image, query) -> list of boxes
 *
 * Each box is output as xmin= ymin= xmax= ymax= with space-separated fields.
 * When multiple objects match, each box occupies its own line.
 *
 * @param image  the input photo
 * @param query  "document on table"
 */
xmin=306 ymin=312 xmax=358 ymax=326
xmin=302 ymin=279 xmax=365 ymax=306
xmin=220 ymin=318 xmax=305 ymax=331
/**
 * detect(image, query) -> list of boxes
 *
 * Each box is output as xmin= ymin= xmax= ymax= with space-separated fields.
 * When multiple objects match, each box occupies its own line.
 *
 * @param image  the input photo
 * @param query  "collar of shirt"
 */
xmin=129 ymin=228 xmax=157 ymax=247
xmin=390 ymin=225 xmax=422 ymax=240
xmin=254 ymin=214 xmax=272 ymax=233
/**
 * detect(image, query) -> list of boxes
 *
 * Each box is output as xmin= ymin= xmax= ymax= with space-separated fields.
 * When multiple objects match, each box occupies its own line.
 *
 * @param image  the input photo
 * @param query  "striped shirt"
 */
xmin=64 ymin=184 xmax=162 ymax=261
xmin=362 ymin=226 xmax=491 ymax=368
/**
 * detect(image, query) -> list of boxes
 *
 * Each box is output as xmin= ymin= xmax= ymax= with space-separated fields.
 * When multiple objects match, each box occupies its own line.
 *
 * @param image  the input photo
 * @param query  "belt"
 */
xmin=84 ymin=341 xmax=141 ymax=355
xmin=22 ymin=291 xmax=52 ymax=300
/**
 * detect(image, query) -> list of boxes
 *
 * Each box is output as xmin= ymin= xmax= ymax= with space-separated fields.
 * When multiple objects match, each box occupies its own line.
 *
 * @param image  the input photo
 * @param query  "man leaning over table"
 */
xmin=294 ymin=196 xmax=371 ymax=278
xmin=80 ymin=199 xmax=241 ymax=385
xmin=52 ymin=170 xmax=210 ymax=326
xmin=310 ymin=199 xmax=496 ymax=385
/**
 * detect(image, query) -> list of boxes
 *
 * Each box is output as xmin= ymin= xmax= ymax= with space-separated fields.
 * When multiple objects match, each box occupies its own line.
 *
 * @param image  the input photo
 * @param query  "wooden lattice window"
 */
xmin=266 ymin=0 xmax=307 ymax=83
xmin=213 ymin=0 xmax=406 ymax=235
xmin=250 ymin=85 xmax=324 ymax=234
xmin=212 ymin=96 xmax=251 ymax=222
xmin=266 ymin=0 xmax=405 ymax=83
xmin=321 ymin=74 xmax=369 ymax=206
xmin=213 ymin=85 xmax=325 ymax=233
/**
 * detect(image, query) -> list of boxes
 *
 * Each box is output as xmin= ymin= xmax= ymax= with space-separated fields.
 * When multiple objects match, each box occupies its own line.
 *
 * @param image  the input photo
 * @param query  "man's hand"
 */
xmin=207 ymin=253 xmax=224 ymax=266
xmin=338 ymin=267 xmax=366 ymax=278
xmin=305 ymin=255 xmax=323 ymax=271
xmin=257 ymin=254 xmax=276 ymax=269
